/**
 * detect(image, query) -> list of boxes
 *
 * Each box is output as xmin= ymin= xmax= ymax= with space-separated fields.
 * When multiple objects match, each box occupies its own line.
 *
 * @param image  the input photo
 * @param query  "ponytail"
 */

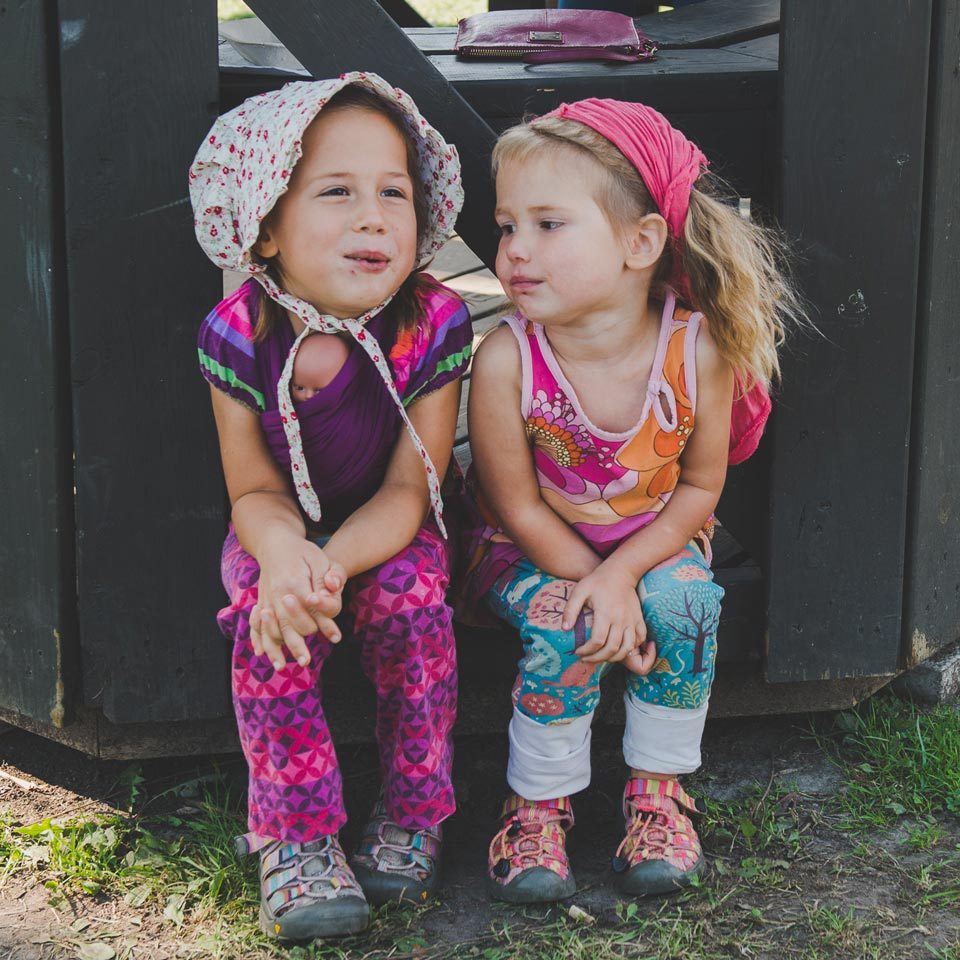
xmin=682 ymin=174 xmax=806 ymax=392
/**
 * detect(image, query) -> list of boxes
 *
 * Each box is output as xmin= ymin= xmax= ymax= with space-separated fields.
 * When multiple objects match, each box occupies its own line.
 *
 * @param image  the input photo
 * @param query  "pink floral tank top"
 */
xmin=489 ymin=291 xmax=710 ymax=559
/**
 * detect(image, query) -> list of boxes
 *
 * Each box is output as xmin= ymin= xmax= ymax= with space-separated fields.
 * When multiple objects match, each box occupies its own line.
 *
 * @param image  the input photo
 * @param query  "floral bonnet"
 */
xmin=189 ymin=72 xmax=464 ymax=534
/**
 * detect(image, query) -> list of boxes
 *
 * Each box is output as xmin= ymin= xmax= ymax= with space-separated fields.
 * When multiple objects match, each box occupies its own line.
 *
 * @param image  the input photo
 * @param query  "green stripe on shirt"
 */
xmin=403 ymin=344 xmax=473 ymax=406
xmin=198 ymin=348 xmax=266 ymax=411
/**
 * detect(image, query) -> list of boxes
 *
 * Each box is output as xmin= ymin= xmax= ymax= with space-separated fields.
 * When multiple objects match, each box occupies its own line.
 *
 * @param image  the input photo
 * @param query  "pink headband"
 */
xmin=547 ymin=99 xmax=708 ymax=296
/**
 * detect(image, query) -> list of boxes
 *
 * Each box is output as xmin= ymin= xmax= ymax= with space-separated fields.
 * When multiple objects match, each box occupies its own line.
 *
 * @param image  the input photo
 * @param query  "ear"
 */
xmin=623 ymin=213 xmax=668 ymax=271
xmin=253 ymin=221 xmax=279 ymax=259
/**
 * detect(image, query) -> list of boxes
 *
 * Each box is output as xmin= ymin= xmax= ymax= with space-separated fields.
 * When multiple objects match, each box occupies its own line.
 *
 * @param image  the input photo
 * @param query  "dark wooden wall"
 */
xmin=903 ymin=0 xmax=960 ymax=666
xmin=768 ymin=0 xmax=933 ymax=680
xmin=58 ymin=0 xmax=228 ymax=723
xmin=0 ymin=0 xmax=78 ymax=726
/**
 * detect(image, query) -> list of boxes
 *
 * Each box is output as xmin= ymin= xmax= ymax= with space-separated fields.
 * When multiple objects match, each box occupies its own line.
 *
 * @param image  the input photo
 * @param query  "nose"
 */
xmin=500 ymin=230 xmax=530 ymax=263
xmin=353 ymin=192 xmax=387 ymax=233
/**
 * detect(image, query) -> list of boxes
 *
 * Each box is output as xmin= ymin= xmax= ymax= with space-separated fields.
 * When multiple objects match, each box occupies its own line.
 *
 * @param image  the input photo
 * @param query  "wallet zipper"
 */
xmin=459 ymin=43 xmax=642 ymax=58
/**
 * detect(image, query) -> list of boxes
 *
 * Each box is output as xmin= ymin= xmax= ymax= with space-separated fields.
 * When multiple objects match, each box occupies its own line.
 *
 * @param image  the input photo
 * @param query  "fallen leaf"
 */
xmin=77 ymin=944 xmax=116 ymax=960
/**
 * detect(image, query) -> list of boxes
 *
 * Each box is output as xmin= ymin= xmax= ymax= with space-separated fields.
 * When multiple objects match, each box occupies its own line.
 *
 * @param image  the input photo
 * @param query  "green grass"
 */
xmin=4 ymin=693 xmax=959 ymax=958
xmin=822 ymin=693 xmax=960 ymax=830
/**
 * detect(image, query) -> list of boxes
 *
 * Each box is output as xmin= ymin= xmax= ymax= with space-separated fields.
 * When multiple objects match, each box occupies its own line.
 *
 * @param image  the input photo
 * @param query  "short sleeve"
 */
xmin=393 ymin=279 xmax=473 ymax=407
xmin=196 ymin=281 xmax=266 ymax=413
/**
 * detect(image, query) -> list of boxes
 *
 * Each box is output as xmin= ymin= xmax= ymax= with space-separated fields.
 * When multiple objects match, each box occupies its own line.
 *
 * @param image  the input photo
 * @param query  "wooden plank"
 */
xmin=0 ymin=0 xmax=78 ymax=727
xmin=724 ymin=33 xmax=780 ymax=63
xmin=638 ymin=0 xmax=779 ymax=49
xmin=59 ymin=0 xmax=228 ymax=723
xmin=246 ymin=0 xmax=500 ymax=268
xmin=767 ymin=0 xmax=932 ymax=681
xmin=429 ymin=235 xmax=485 ymax=281
xmin=902 ymin=0 xmax=960 ymax=667
xmin=406 ymin=2 xmax=780 ymax=55
xmin=219 ymin=33 xmax=778 ymax=119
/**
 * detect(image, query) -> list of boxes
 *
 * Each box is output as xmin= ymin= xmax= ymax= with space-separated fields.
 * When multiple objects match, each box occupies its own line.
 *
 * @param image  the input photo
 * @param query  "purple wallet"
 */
xmin=454 ymin=9 xmax=656 ymax=64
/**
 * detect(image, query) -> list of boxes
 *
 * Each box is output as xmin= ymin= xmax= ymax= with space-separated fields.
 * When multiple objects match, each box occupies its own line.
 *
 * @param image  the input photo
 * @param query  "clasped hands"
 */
xmin=561 ymin=562 xmax=657 ymax=677
xmin=250 ymin=535 xmax=346 ymax=672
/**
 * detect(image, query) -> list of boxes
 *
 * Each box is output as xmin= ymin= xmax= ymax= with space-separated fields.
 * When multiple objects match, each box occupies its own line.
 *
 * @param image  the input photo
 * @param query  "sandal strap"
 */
xmin=244 ymin=833 xmax=363 ymax=917
xmin=489 ymin=796 xmax=573 ymax=875
xmin=501 ymin=794 xmax=574 ymax=828
xmin=623 ymin=778 xmax=699 ymax=816
xmin=355 ymin=800 xmax=442 ymax=878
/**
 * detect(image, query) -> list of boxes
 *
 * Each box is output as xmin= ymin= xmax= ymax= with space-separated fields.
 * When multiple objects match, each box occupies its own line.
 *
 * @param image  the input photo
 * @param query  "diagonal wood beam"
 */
xmin=246 ymin=0 xmax=498 ymax=268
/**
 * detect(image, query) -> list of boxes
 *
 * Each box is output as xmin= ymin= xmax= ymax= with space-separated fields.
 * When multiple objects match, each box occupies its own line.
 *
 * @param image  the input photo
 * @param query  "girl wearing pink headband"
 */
xmin=465 ymin=99 xmax=803 ymax=903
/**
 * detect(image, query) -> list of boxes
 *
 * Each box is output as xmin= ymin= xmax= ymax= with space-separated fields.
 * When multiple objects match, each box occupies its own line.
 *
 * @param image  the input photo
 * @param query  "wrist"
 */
xmin=597 ymin=554 xmax=642 ymax=587
xmin=257 ymin=527 xmax=308 ymax=564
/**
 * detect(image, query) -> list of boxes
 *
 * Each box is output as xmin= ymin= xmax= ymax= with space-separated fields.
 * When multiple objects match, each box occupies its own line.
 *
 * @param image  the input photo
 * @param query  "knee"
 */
xmin=642 ymin=578 xmax=723 ymax=649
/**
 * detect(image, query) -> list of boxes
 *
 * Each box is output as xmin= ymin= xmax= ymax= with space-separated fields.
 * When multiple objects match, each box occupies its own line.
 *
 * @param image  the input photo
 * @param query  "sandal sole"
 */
xmin=259 ymin=898 xmax=370 ymax=941
xmin=351 ymin=860 xmax=441 ymax=907
xmin=486 ymin=867 xmax=577 ymax=904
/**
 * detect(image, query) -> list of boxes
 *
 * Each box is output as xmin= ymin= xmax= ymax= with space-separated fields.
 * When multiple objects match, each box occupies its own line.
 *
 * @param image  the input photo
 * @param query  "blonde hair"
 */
xmin=492 ymin=116 xmax=806 ymax=391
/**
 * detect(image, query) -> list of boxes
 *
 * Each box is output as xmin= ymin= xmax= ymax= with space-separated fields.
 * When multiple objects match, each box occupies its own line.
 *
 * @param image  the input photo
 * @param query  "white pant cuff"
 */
xmin=622 ymin=692 xmax=708 ymax=775
xmin=507 ymin=706 xmax=592 ymax=800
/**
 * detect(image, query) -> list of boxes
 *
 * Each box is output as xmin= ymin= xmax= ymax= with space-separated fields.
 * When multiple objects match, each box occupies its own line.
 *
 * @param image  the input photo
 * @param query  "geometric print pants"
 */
xmin=482 ymin=542 xmax=723 ymax=796
xmin=217 ymin=523 xmax=457 ymax=843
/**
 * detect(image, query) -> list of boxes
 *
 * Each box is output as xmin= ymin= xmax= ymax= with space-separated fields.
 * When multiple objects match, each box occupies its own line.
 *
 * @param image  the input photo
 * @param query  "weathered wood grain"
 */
xmin=767 ymin=0 xmax=933 ymax=681
xmin=0 ymin=0 xmax=77 ymax=726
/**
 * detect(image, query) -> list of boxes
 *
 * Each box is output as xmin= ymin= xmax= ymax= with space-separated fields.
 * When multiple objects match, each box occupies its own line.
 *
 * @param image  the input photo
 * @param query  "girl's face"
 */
xmin=494 ymin=150 xmax=637 ymax=327
xmin=256 ymin=106 xmax=419 ymax=319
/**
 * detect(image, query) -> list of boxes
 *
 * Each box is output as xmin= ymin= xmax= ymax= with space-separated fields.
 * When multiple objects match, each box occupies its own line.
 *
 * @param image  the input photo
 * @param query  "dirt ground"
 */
xmin=1 ymin=712 xmax=959 ymax=960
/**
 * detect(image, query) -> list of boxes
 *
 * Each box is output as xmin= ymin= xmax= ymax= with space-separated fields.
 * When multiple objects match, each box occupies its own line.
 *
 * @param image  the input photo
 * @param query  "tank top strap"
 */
xmin=500 ymin=313 xmax=552 ymax=420
xmin=647 ymin=291 xmax=705 ymax=431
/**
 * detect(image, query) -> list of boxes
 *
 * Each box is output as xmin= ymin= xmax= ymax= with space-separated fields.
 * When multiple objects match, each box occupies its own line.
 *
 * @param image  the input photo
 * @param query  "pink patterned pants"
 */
xmin=218 ymin=524 xmax=457 ymax=843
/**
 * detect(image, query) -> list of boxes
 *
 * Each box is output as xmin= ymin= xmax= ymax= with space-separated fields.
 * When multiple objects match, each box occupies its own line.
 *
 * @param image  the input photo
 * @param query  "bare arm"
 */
xmin=322 ymin=377 xmax=462 ymax=578
xmin=469 ymin=326 xmax=602 ymax=581
xmin=560 ymin=324 xmax=734 ymax=673
xmin=210 ymin=386 xmax=342 ymax=668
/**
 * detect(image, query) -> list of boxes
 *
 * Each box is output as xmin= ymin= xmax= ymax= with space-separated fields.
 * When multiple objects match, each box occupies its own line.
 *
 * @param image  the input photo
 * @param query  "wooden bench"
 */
xmin=4 ymin=0 xmax=956 ymax=758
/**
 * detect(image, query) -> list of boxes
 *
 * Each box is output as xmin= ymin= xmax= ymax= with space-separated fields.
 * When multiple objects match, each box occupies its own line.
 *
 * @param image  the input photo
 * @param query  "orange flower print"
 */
xmin=526 ymin=389 xmax=590 ymax=468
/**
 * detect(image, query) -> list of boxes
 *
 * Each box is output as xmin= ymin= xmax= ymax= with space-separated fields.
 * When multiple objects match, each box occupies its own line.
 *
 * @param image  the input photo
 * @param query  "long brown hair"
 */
xmin=492 ymin=115 xmax=806 ymax=391
xmin=252 ymin=85 xmax=435 ymax=342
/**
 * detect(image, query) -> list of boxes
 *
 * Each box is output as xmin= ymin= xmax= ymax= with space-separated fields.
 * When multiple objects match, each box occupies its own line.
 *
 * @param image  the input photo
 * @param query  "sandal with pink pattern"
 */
xmin=612 ymin=777 xmax=704 ymax=896
xmin=486 ymin=795 xmax=577 ymax=903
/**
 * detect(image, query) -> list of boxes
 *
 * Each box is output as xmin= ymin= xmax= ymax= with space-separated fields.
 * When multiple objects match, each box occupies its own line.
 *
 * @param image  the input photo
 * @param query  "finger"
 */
xmin=323 ymin=564 xmax=345 ymax=594
xmin=258 ymin=609 xmax=287 ymax=671
xmin=308 ymin=592 xmax=343 ymax=622
xmin=579 ymin=616 xmax=611 ymax=661
xmin=625 ymin=639 xmax=658 ymax=676
xmin=312 ymin=613 xmax=342 ymax=643
xmin=279 ymin=621 xmax=311 ymax=668
xmin=609 ymin=625 xmax=636 ymax=663
xmin=250 ymin=606 xmax=264 ymax=657
xmin=561 ymin=584 xmax=587 ymax=632
xmin=281 ymin=594 xmax=325 ymax=640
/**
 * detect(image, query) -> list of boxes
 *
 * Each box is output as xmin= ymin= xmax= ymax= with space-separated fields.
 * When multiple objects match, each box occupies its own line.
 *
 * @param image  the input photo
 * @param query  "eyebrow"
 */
xmin=311 ymin=170 xmax=412 ymax=180
xmin=495 ymin=204 xmax=571 ymax=217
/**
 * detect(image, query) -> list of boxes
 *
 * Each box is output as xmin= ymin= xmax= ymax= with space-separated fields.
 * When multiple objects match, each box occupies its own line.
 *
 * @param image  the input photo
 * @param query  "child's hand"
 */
xmin=251 ymin=538 xmax=347 ymax=672
xmin=562 ymin=565 xmax=654 ymax=668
